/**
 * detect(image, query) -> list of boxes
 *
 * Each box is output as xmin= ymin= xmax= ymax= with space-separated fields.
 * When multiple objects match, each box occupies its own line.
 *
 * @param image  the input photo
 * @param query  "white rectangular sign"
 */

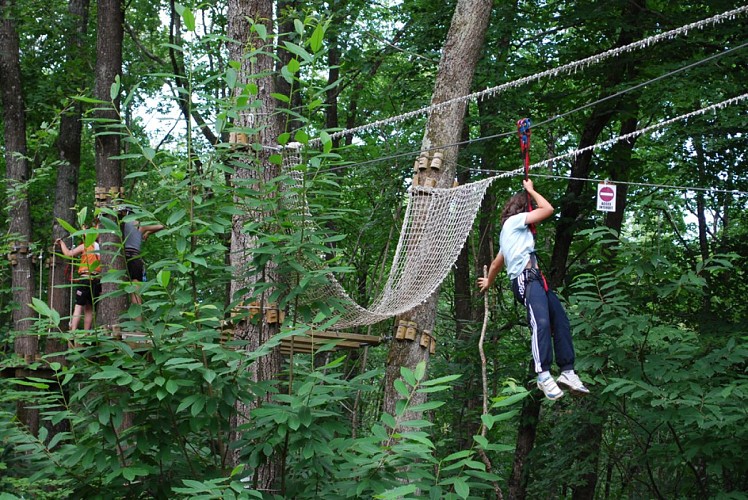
xmin=597 ymin=183 xmax=617 ymax=212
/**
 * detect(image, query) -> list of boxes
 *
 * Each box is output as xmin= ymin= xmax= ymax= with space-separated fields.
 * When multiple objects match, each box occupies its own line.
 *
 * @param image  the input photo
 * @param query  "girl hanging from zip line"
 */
xmin=477 ymin=179 xmax=589 ymax=400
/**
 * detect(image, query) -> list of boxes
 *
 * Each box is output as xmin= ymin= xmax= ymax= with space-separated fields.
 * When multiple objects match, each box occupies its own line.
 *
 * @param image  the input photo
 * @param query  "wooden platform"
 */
xmin=280 ymin=331 xmax=382 ymax=355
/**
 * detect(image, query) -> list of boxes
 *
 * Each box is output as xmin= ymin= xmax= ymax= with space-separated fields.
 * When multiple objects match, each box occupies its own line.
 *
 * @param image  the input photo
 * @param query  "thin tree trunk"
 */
xmin=693 ymin=133 xmax=712 ymax=315
xmin=508 ymin=364 xmax=541 ymax=500
xmin=382 ymin=0 xmax=492 ymax=427
xmin=453 ymin=119 xmax=473 ymax=340
xmin=1 ymin=0 xmax=38 ymax=435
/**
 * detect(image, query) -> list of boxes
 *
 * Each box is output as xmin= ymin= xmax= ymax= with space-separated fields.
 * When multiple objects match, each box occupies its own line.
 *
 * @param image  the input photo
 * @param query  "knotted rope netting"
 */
xmin=281 ymin=145 xmax=518 ymax=328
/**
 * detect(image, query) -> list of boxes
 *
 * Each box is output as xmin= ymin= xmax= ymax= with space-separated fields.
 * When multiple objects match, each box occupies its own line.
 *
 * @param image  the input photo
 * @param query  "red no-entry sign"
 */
xmin=597 ymin=183 xmax=617 ymax=212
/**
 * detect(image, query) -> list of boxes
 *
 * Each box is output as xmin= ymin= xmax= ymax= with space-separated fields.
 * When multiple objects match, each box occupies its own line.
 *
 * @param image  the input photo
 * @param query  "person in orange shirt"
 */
xmin=56 ymin=220 xmax=101 ymax=331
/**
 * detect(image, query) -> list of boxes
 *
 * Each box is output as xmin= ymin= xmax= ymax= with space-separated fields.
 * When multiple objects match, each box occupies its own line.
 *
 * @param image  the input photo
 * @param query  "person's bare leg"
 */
xmin=69 ymin=304 xmax=83 ymax=348
xmin=83 ymin=304 xmax=93 ymax=330
xmin=70 ymin=304 xmax=83 ymax=331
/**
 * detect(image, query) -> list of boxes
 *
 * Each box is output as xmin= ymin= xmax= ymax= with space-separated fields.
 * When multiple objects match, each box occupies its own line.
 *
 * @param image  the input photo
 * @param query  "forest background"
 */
xmin=0 ymin=0 xmax=746 ymax=498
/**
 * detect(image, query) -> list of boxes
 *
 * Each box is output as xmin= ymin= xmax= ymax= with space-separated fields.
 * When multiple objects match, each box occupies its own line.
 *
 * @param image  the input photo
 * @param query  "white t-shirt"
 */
xmin=499 ymin=213 xmax=535 ymax=280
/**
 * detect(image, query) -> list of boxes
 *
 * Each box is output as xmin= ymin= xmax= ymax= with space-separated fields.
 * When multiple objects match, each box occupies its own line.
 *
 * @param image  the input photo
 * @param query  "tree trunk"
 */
xmin=93 ymin=0 xmax=128 ymax=329
xmin=49 ymin=0 xmax=90 ymax=342
xmin=1 ymin=0 xmax=38 ymax=435
xmin=571 ymin=111 xmax=640 ymax=500
xmin=226 ymin=0 xmax=284 ymax=489
xmin=548 ymin=0 xmax=645 ymax=287
xmin=603 ymin=114 xmax=639 ymax=243
xmin=507 ymin=364 xmax=541 ymax=500
xmin=382 ymin=0 xmax=492 ymax=426
xmin=693 ymin=133 xmax=713 ymax=315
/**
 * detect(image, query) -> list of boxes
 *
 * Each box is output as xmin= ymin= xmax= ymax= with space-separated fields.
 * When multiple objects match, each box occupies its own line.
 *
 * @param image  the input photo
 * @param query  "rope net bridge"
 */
xmin=281 ymin=147 xmax=520 ymax=331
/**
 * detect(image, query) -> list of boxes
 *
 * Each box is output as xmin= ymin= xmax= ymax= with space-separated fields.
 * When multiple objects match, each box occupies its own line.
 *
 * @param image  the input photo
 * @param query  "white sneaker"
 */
xmin=557 ymin=371 xmax=590 ymax=395
xmin=537 ymin=376 xmax=564 ymax=400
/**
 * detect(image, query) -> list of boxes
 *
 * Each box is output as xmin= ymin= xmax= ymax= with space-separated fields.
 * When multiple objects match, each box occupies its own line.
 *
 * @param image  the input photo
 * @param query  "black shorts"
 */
xmin=74 ymin=277 xmax=101 ymax=306
xmin=126 ymin=253 xmax=144 ymax=282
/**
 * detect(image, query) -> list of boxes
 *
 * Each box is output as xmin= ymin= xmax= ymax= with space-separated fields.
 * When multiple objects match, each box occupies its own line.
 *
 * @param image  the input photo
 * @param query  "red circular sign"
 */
xmin=599 ymin=186 xmax=614 ymax=202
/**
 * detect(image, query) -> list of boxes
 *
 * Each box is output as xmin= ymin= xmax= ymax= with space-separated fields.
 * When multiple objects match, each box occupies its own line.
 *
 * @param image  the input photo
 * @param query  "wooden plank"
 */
xmin=281 ymin=337 xmax=362 ymax=350
xmin=280 ymin=346 xmax=316 ymax=355
xmin=303 ymin=330 xmax=382 ymax=345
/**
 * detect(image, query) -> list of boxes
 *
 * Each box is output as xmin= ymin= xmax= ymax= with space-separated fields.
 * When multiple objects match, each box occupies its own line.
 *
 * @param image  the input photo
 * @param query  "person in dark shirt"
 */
xmin=121 ymin=211 xmax=164 ymax=306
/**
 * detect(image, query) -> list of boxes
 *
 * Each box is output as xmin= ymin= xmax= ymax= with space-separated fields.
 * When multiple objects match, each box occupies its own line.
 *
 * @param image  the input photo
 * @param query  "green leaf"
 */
xmin=271 ymin=93 xmax=290 ymax=103
xmin=283 ymin=41 xmax=312 ymax=62
xmin=443 ymin=449 xmax=473 ymax=462
xmin=454 ymin=477 xmax=469 ymax=499
xmin=310 ymin=22 xmax=325 ymax=53
xmin=473 ymin=435 xmax=488 ymax=449
xmin=280 ymin=65 xmax=294 ymax=84
xmin=293 ymin=19 xmax=304 ymax=35
xmin=481 ymin=414 xmax=495 ymax=430
xmin=157 ymin=270 xmax=171 ymax=288
xmin=166 ymin=379 xmax=179 ymax=394
xmin=381 ymin=413 xmax=396 ymax=429
xmin=401 ymin=367 xmax=416 ymax=387
xmin=287 ymin=58 xmax=300 ymax=74
xmin=491 ymin=391 xmax=529 ymax=408
xmin=414 ymin=361 xmax=426 ymax=382
xmin=226 ymin=68 xmax=238 ymax=89
xmin=31 ymin=297 xmax=60 ymax=326
xmin=298 ymin=406 xmax=312 ymax=427
xmin=253 ymin=22 xmax=267 ymax=41
xmin=56 ymin=217 xmax=77 ymax=235
xmin=408 ymin=401 xmax=444 ymax=413
xmin=375 ymin=484 xmax=418 ymax=499
xmin=180 ymin=5 xmax=196 ymax=31
xmin=142 ymin=146 xmax=155 ymax=161
xmin=167 ymin=208 xmax=187 ymax=226
xmin=177 ymin=394 xmax=200 ymax=413
xmin=294 ymin=129 xmax=309 ymax=144
xmin=420 ymin=374 xmax=461 ymax=386
xmin=393 ymin=379 xmax=409 ymax=398
xmin=320 ymin=130 xmax=332 ymax=153
xmin=110 ymin=75 xmax=120 ymax=101
xmin=91 ymin=366 xmax=125 ymax=380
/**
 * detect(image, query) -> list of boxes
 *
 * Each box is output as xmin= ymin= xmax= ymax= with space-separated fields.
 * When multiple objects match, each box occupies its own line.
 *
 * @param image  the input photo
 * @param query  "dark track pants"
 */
xmin=512 ymin=269 xmax=575 ymax=374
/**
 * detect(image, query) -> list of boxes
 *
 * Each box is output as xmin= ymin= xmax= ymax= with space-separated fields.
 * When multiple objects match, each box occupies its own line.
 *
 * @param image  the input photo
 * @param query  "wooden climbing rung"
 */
xmin=280 ymin=330 xmax=381 ymax=355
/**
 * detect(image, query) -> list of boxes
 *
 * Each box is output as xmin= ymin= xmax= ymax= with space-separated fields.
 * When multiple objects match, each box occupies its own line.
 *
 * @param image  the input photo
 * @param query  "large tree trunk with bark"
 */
xmin=382 ymin=0 xmax=492 ymax=427
xmin=1 ymin=0 xmax=38 ymax=435
xmin=93 ymin=0 xmax=128 ymax=329
xmin=226 ymin=0 xmax=284 ymax=489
